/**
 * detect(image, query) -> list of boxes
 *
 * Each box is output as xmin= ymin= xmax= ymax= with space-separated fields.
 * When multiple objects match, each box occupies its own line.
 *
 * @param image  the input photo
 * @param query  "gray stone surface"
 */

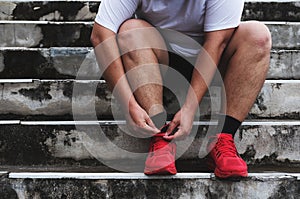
xmin=1 ymin=173 xmax=299 ymax=199
xmin=236 ymin=125 xmax=300 ymax=164
xmin=0 ymin=22 xmax=93 ymax=47
xmin=0 ymin=24 xmax=43 ymax=47
xmin=269 ymin=50 xmax=300 ymax=79
xmin=267 ymin=23 xmax=300 ymax=49
xmin=51 ymin=47 xmax=98 ymax=77
xmin=0 ymin=80 xmax=114 ymax=118
xmin=0 ymin=123 xmax=299 ymax=168
xmin=251 ymin=82 xmax=300 ymax=118
xmin=0 ymin=2 xmax=16 ymax=20
xmin=0 ymin=22 xmax=299 ymax=48
xmin=0 ymin=80 xmax=298 ymax=119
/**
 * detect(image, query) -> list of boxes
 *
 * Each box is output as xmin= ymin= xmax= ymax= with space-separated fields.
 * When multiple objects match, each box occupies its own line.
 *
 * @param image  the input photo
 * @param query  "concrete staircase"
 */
xmin=0 ymin=0 xmax=299 ymax=198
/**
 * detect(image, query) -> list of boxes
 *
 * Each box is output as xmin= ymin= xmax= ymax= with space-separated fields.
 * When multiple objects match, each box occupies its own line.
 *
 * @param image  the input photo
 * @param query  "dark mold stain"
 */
xmin=271 ymin=83 xmax=282 ymax=90
xmin=40 ymin=24 xmax=92 ymax=47
xmin=13 ymin=2 xmax=85 ymax=21
xmin=62 ymin=81 xmax=73 ymax=98
xmin=0 ymin=125 xmax=53 ymax=165
xmin=23 ymin=179 xmax=107 ymax=199
xmin=62 ymin=81 xmax=109 ymax=100
xmin=2 ymin=50 xmax=48 ymax=78
xmin=255 ymin=93 xmax=267 ymax=112
xmin=19 ymin=83 xmax=52 ymax=101
xmin=241 ymin=145 xmax=257 ymax=163
xmin=268 ymin=180 xmax=299 ymax=199
xmin=0 ymin=50 xmax=74 ymax=79
xmin=0 ymin=183 xmax=18 ymax=199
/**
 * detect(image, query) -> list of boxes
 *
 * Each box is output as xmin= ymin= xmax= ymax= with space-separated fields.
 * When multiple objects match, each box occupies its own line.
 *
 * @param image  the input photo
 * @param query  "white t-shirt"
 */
xmin=95 ymin=0 xmax=244 ymax=57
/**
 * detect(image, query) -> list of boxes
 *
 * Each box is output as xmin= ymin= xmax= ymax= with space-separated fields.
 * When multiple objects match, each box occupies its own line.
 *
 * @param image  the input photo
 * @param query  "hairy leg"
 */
xmin=220 ymin=21 xmax=272 ymax=121
xmin=117 ymin=19 xmax=168 ymax=117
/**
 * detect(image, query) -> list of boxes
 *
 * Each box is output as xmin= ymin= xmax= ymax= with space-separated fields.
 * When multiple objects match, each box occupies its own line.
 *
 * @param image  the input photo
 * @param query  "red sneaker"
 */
xmin=144 ymin=132 xmax=177 ymax=175
xmin=207 ymin=133 xmax=248 ymax=178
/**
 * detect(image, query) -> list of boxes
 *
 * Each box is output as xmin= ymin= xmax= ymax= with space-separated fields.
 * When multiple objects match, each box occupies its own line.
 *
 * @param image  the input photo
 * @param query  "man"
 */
xmin=91 ymin=0 xmax=271 ymax=178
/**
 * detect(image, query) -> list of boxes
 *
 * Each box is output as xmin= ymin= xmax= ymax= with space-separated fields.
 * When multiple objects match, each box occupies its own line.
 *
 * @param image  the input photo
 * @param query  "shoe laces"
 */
xmin=151 ymin=137 xmax=167 ymax=151
xmin=213 ymin=134 xmax=238 ymax=158
xmin=150 ymin=137 xmax=175 ymax=155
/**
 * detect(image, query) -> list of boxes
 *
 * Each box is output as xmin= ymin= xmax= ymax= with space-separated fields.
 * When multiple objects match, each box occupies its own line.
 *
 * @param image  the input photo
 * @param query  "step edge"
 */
xmin=0 ymin=20 xmax=300 ymax=25
xmin=14 ymin=120 xmax=300 ymax=126
xmin=8 ymin=172 xmax=300 ymax=180
xmin=0 ymin=79 xmax=299 ymax=84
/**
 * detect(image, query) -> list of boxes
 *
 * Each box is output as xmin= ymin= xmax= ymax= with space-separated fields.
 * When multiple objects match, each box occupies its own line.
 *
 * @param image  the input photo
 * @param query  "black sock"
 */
xmin=218 ymin=115 xmax=241 ymax=137
xmin=150 ymin=111 xmax=167 ymax=129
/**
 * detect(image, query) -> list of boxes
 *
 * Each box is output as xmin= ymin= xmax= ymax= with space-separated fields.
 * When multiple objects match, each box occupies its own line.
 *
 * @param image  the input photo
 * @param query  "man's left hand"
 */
xmin=163 ymin=106 xmax=194 ymax=141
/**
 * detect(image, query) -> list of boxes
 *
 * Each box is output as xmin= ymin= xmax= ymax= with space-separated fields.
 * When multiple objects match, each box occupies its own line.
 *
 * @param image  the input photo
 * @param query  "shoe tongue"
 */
xmin=152 ymin=135 xmax=170 ymax=150
xmin=219 ymin=133 xmax=233 ymax=138
xmin=218 ymin=134 xmax=237 ymax=157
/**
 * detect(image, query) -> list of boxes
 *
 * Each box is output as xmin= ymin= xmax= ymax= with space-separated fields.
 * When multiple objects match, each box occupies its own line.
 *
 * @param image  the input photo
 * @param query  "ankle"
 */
xmin=218 ymin=115 xmax=241 ymax=137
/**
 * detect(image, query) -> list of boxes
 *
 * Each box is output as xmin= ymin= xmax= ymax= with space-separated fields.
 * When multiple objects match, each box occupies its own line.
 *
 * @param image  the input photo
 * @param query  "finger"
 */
xmin=164 ymin=128 xmax=181 ymax=140
xmin=164 ymin=129 xmax=186 ymax=141
xmin=166 ymin=121 xmax=178 ymax=135
xmin=126 ymin=120 xmax=155 ymax=138
xmin=137 ymin=123 xmax=160 ymax=136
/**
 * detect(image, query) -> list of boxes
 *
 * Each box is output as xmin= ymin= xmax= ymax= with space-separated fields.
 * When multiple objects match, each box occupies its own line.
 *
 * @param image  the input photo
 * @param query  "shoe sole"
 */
xmin=206 ymin=156 xmax=248 ymax=178
xmin=214 ymin=168 xmax=248 ymax=179
xmin=144 ymin=166 xmax=177 ymax=175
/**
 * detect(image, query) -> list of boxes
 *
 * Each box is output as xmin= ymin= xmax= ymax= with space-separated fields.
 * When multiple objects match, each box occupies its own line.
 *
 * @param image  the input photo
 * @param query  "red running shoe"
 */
xmin=207 ymin=133 xmax=248 ymax=178
xmin=144 ymin=131 xmax=177 ymax=175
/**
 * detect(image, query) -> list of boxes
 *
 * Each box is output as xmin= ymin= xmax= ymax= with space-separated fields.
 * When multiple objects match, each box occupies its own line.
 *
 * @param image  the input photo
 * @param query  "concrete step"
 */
xmin=0 ymin=80 xmax=299 ymax=119
xmin=0 ymin=1 xmax=100 ymax=21
xmin=0 ymin=2 xmax=298 ymax=198
xmin=0 ymin=21 xmax=92 ymax=47
xmin=0 ymin=172 xmax=299 ymax=199
xmin=0 ymin=48 xmax=299 ymax=79
xmin=0 ymin=21 xmax=298 ymax=49
xmin=0 ymin=120 xmax=299 ymax=168
xmin=1 ymin=0 xmax=300 ymax=21
xmin=242 ymin=1 xmax=300 ymax=22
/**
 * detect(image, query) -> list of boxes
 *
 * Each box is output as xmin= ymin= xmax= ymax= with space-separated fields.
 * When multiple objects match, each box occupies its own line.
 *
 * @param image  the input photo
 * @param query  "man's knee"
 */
xmin=119 ymin=19 xmax=153 ymax=33
xmin=117 ymin=19 xmax=167 ymax=63
xmin=117 ymin=19 xmax=155 ymax=51
xmin=240 ymin=21 xmax=272 ymax=51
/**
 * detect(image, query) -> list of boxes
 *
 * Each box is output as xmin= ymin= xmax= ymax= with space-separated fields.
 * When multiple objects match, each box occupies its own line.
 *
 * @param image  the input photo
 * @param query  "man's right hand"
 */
xmin=125 ymin=103 xmax=160 ymax=138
